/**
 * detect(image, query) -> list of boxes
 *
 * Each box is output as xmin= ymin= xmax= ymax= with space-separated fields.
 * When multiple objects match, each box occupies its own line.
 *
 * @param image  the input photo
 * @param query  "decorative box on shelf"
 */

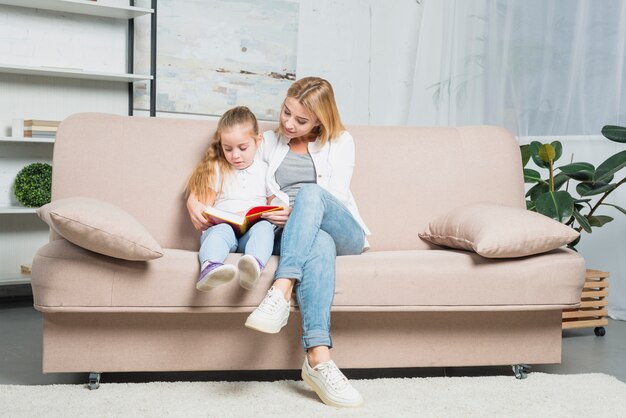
xmin=562 ymin=269 xmax=609 ymax=336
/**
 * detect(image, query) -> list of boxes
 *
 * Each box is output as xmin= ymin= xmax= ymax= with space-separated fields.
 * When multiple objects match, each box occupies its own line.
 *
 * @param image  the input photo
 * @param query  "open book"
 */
xmin=203 ymin=205 xmax=283 ymax=235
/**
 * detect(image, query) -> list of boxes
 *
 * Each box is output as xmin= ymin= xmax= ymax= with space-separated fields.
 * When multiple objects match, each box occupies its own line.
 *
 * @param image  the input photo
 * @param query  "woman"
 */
xmin=187 ymin=77 xmax=370 ymax=408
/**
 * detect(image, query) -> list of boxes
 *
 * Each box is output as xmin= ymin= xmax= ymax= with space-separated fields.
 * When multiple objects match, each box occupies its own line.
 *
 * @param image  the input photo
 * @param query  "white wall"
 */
xmin=138 ymin=0 xmax=424 ymax=124
xmin=0 ymin=5 xmax=129 ymax=131
xmin=296 ymin=0 xmax=423 ymax=125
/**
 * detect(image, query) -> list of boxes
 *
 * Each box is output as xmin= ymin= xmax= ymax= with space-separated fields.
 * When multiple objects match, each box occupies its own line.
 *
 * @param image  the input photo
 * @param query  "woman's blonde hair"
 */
xmin=185 ymin=106 xmax=259 ymax=203
xmin=278 ymin=77 xmax=345 ymax=148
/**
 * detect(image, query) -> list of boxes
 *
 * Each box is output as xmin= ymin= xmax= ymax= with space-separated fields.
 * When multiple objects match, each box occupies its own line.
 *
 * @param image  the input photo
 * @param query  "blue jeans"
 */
xmin=274 ymin=184 xmax=365 ymax=350
xmin=199 ymin=220 xmax=274 ymax=266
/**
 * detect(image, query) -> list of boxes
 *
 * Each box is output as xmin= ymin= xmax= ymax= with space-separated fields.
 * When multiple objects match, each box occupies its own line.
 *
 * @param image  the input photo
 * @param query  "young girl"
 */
xmin=185 ymin=106 xmax=274 ymax=291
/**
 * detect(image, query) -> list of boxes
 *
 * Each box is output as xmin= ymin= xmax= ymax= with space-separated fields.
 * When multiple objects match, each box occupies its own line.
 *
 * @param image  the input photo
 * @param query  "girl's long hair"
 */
xmin=185 ymin=106 xmax=259 ymax=203
xmin=278 ymin=77 xmax=345 ymax=148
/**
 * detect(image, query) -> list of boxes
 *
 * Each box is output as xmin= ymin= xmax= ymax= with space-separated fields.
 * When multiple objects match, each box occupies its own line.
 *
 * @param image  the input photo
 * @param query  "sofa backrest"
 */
xmin=349 ymin=125 xmax=525 ymax=251
xmin=52 ymin=113 xmax=525 ymax=252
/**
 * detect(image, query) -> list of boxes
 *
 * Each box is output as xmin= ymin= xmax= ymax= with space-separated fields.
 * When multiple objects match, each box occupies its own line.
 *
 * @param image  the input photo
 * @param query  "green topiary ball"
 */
xmin=13 ymin=162 xmax=52 ymax=207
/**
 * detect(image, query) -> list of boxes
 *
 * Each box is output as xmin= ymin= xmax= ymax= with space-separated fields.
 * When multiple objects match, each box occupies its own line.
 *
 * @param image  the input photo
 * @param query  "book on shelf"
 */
xmin=24 ymin=131 xmax=56 ymax=138
xmin=24 ymin=119 xmax=60 ymax=127
xmin=24 ymin=126 xmax=57 ymax=132
xmin=203 ymin=205 xmax=283 ymax=235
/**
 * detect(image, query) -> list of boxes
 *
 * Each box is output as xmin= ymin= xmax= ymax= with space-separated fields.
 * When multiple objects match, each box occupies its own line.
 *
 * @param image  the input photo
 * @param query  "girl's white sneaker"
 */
xmin=196 ymin=263 xmax=237 ymax=291
xmin=238 ymin=255 xmax=262 ymax=290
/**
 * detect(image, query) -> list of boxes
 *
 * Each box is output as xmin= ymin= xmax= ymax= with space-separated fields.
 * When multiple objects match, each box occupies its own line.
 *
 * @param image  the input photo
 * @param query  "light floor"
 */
xmin=1 ymin=298 xmax=625 ymax=385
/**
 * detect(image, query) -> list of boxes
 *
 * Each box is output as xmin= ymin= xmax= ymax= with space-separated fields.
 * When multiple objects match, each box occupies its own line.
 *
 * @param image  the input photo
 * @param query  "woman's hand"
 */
xmin=186 ymin=194 xmax=212 ymax=231
xmin=261 ymin=206 xmax=292 ymax=226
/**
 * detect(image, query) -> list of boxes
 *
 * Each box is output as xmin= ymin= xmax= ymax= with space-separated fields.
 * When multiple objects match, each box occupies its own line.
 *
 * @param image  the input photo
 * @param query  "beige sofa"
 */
xmin=31 ymin=113 xmax=586 ymax=386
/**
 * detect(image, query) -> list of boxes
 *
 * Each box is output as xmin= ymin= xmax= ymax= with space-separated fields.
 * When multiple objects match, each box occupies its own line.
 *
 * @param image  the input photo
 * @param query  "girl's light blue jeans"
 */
xmin=273 ymin=184 xmax=365 ymax=350
xmin=199 ymin=220 xmax=274 ymax=266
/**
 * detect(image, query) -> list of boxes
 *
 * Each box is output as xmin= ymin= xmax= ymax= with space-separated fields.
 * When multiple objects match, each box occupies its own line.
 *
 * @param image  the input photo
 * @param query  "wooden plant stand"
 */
xmin=562 ymin=269 xmax=609 ymax=336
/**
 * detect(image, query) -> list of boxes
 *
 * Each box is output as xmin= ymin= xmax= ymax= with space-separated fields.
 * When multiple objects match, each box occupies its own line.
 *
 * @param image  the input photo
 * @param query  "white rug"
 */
xmin=2 ymin=373 xmax=626 ymax=417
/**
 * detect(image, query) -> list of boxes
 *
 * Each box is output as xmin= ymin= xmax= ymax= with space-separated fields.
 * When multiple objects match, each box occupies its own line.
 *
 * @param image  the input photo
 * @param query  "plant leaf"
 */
xmin=576 ymin=182 xmax=617 ymax=196
xmin=523 ymin=168 xmax=543 ymax=183
xmin=600 ymin=202 xmax=626 ymax=215
xmin=526 ymin=182 xmax=549 ymax=200
xmin=530 ymin=141 xmax=549 ymax=169
xmin=601 ymin=125 xmax=626 ymax=143
xmin=526 ymin=199 xmax=536 ymax=211
xmin=594 ymin=150 xmax=626 ymax=183
xmin=558 ymin=162 xmax=595 ymax=181
xmin=574 ymin=198 xmax=593 ymax=211
xmin=538 ymin=143 xmax=556 ymax=163
xmin=588 ymin=215 xmax=614 ymax=227
xmin=553 ymin=172 xmax=570 ymax=191
xmin=572 ymin=209 xmax=592 ymax=233
xmin=535 ymin=190 xmax=574 ymax=222
xmin=520 ymin=145 xmax=531 ymax=167
xmin=567 ymin=235 xmax=581 ymax=250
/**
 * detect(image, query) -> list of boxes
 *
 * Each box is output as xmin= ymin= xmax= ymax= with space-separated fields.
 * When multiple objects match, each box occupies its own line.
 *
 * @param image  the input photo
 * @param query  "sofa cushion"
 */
xmin=31 ymin=239 xmax=585 ymax=311
xmin=37 ymin=197 xmax=163 ymax=261
xmin=418 ymin=202 xmax=580 ymax=258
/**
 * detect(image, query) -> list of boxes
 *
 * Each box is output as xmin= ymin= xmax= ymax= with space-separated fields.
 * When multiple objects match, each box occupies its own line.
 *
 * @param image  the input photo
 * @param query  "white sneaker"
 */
xmin=238 ymin=255 xmax=262 ymax=290
xmin=196 ymin=263 xmax=237 ymax=291
xmin=244 ymin=286 xmax=290 ymax=333
xmin=301 ymin=357 xmax=364 ymax=408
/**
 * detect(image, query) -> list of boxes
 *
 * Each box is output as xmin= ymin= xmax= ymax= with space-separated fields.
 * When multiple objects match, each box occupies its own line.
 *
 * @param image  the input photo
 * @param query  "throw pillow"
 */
xmin=419 ymin=202 xmax=580 ymax=258
xmin=37 ymin=197 xmax=163 ymax=261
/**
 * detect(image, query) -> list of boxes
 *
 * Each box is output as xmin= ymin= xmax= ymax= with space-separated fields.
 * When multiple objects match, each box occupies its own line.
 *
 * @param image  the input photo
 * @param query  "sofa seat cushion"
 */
xmin=31 ymin=239 xmax=585 ymax=312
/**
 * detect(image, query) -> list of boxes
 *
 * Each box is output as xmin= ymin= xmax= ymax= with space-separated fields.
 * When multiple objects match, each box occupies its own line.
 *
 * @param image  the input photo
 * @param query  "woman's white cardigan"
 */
xmin=260 ymin=130 xmax=371 ymax=237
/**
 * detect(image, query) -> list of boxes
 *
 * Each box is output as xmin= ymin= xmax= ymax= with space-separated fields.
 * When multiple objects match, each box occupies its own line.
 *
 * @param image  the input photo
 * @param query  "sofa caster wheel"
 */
xmin=88 ymin=372 xmax=101 ymax=390
xmin=512 ymin=364 xmax=530 ymax=379
xmin=594 ymin=326 xmax=606 ymax=337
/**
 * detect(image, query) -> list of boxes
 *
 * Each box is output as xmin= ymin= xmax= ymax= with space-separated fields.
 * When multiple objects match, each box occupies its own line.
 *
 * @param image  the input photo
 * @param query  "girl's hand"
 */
xmin=261 ymin=206 xmax=292 ymax=226
xmin=186 ymin=194 xmax=212 ymax=231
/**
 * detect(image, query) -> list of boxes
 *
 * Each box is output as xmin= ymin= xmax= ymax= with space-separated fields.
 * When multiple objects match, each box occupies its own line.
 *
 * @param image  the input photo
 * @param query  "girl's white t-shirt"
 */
xmin=212 ymin=157 xmax=269 ymax=214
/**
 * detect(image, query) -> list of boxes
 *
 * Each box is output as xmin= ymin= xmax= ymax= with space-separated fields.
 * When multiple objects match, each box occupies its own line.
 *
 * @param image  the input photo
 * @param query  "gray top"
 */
xmin=275 ymin=149 xmax=316 ymax=206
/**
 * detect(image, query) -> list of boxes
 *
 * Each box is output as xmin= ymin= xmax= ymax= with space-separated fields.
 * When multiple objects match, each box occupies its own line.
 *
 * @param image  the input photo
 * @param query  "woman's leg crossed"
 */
xmin=276 ymin=184 xmax=364 ymax=281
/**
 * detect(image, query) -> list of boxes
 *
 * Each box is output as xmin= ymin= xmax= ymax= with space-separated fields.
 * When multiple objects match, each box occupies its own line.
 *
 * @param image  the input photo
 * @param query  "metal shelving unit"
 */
xmin=0 ymin=1 xmax=157 ymax=289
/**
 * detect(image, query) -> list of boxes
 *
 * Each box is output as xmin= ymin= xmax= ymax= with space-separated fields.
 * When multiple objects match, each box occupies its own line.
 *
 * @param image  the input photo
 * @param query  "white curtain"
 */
xmin=407 ymin=0 xmax=626 ymax=136
xmin=406 ymin=0 xmax=626 ymax=319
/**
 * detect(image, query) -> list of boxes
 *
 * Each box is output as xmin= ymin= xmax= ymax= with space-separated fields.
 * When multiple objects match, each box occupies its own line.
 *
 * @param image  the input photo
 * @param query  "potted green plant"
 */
xmin=522 ymin=125 xmax=625 ymax=337
xmin=520 ymin=125 xmax=625 ymax=249
xmin=13 ymin=162 xmax=52 ymax=207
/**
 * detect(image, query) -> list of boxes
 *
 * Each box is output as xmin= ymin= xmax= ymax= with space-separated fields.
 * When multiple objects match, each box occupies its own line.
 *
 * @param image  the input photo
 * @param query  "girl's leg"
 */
xmin=198 ymin=223 xmax=238 ymax=265
xmin=237 ymin=220 xmax=275 ymax=289
xmin=237 ymin=220 xmax=274 ymax=266
xmin=196 ymin=223 xmax=238 ymax=291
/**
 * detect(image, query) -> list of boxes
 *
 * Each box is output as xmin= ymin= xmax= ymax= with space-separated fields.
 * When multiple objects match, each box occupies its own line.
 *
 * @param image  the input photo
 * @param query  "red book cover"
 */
xmin=203 ymin=205 xmax=283 ymax=235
